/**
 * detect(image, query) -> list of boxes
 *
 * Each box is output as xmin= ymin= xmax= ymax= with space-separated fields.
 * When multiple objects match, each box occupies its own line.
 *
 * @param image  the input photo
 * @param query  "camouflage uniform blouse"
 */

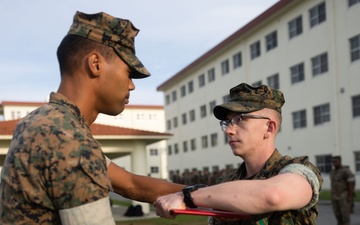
xmin=208 ymin=150 xmax=323 ymax=225
xmin=0 ymin=92 xmax=112 ymax=224
xmin=330 ymin=166 xmax=355 ymax=200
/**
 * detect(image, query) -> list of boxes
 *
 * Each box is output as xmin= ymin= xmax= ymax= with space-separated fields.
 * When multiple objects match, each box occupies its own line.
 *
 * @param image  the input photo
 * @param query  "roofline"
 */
xmin=0 ymin=101 xmax=45 ymax=106
xmin=157 ymin=0 xmax=295 ymax=91
xmin=93 ymin=135 xmax=172 ymax=140
xmin=0 ymin=101 xmax=163 ymax=109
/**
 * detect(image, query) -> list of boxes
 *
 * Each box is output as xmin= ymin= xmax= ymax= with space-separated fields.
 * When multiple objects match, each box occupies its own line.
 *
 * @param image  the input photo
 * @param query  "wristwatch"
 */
xmin=182 ymin=184 xmax=207 ymax=208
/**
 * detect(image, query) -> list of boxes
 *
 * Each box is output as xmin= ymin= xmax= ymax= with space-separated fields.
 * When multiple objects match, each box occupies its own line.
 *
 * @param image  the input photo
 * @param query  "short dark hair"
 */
xmin=56 ymin=35 xmax=116 ymax=75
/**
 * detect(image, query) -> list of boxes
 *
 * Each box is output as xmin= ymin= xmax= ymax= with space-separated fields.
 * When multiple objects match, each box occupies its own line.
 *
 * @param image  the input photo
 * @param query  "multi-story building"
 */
xmin=157 ymin=0 xmax=360 ymax=190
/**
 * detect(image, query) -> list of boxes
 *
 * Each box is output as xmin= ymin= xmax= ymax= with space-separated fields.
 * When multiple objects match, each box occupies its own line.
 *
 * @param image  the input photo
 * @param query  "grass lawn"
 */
xmin=320 ymin=190 xmax=360 ymax=201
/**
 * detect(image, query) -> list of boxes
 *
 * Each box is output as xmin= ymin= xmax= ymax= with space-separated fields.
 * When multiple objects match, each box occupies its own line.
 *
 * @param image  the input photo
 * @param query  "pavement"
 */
xmin=112 ymin=201 xmax=360 ymax=224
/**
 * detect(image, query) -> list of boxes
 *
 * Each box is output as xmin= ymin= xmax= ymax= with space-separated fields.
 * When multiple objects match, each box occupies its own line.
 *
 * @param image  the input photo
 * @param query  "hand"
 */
xmin=153 ymin=192 xmax=186 ymax=219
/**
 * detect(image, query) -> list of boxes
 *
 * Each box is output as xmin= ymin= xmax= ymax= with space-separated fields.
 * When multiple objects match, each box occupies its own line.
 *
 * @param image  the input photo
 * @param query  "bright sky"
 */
xmin=0 ymin=0 xmax=278 ymax=105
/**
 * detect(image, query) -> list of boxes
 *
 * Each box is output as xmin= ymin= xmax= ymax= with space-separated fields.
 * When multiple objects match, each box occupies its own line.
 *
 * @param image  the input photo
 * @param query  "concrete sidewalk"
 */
xmin=111 ymin=201 xmax=360 ymax=224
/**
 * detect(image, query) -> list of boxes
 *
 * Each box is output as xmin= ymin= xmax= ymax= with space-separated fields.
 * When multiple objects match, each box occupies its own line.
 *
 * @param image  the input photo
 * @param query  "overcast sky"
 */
xmin=0 ymin=0 xmax=278 ymax=105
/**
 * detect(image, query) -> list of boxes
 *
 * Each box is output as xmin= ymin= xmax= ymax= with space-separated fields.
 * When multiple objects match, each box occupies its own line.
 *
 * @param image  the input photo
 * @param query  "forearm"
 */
xmin=192 ymin=173 xmax=313 ymax=214
xmin=125 ymin=175 xmax=185 ymax=203
xmin=107 ymin=162 xmax=184 ymax=203
xmin=348 ymin=181 xmax=355 ymax=199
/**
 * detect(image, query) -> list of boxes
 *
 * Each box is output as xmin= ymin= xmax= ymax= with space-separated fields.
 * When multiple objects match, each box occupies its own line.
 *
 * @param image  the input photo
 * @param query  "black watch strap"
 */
xmin=182 ymin=184 xmax=207 ymax=208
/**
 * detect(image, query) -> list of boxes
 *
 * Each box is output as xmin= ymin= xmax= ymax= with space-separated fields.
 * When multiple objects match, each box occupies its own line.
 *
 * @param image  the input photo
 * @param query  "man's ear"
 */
xmin=86 ymin=52 xmax=102 ymax=77
xmin=265 ymin=120 xmax=277 ymax=138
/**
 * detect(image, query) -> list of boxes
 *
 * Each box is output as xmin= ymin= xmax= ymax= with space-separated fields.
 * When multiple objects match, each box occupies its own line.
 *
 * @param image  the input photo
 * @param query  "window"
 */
xmin=174 ymin=143 xmax=179 ymax=154
xmin=350 ymin=34 xmax=360 ymax=62
xmin=150 ymin=167 xmax=159 ymax=173
xmin=252 ymin=81 xmax=262 ymax=87
xmin=201 ymin=135 xmax=208 ymax=149
xmin=233 ymin=52 xmax=242 ymax=69
xmin=200 ymin=105 xmax=207 ymax=118
xmin=180 ymin=85 xmax=186 ymax=97
xmin=136 ymin=113 xmax=146 ymax=120
xmin=223 ymin=132 xmax=229 ymax=144
xmin=316 ymin=154 xmax=332 ymax=173
xmin=148 ymin=114 xmax=157 ymax=120
xmin=222 ymin=94 xmax=229 ymax=103
xmin=267 ymin=74 xmax=279 ymax=89
xmin=292 ymin=109 xmax=307 ymax=129
xmin=149 ymin=149 xmax=158 ymax=156
xmin=309 ymin=2 xmax=326 ymax=27
xmin=210 ymin=133 xmax=218 ymax=147
xmin=352 ymin=95 xmax=360 ymax=117
xmin=182 ymin=113 xmax=187 ymax=125
xmin=349 ymin=0 xmax=360 ymax=7
xmin=189 ymin=109 xmax=196 ymax=122
xmin=166 ymin=120 xmax=171 ymax=130
xmin=209 ymin=100 xmax=216 ymax=115
xmin=183 ymin=141 xmax=188 ymax=153
xmin=188 ymin=81 xmax=194 ymax=93
xmin=221 ymin=59 xmax=229 ymax=75
xmin=266 ymin=31 xmax=277 ymax=51
xmin=313 ymin=103 xmax=330 ymax=125
xmin=312 ymin=52 xmax=328 ymax=76
xmin=355 ymin=151 xmax=360 ymax=172
xmin=171 ymin=90 xmax=177 ymax=102
xmin=290 ymin=63 xmax=305 ymax=84
xmin=168 ymin=145 xmax=172 ymax=155
xmin=288 ymin=16 xmax=302 ymax=39
xmin=191 ymin=138 xmax=196 ymax=151
xmin=173 ymin=117 xmax=178 ymax=128
xmin=165 ymin=95 xmax=170 ymax=105
xmin=250 ymin=41 xmax=261 ymax=59
xmin=199 ymin=74 xmax=205 ymax=87
xmin=208 ymin=68 xmax=215 ymax=82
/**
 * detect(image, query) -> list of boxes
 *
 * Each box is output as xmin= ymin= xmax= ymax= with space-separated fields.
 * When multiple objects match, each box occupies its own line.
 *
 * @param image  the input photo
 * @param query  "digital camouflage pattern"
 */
xmin=208 ymin=149 xmax=323 ymax=225
xmin=213 ymin=83 xmax=285 ymax=120
xmin=330 ymin=165 xmax=355 ymax=224
xmin=68 ymin=11 xmax=150 ymax=79
xmin=0 ymin=92 xmax=112 ymax=224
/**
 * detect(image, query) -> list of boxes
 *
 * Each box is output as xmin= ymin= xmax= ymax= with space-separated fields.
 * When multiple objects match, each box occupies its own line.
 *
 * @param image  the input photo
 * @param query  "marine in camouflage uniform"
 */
xmin=208 ymin=149 xmax=323 ymax=225
xmin=0 ymin=93 xmax=113 ymax=224
xmin=207 ymin=84 xmax=323 ymax=225
xmin=153 ymin=83 xmax=323 ymax=224
xmin=330 ymin=156 xmax=355 ymax=225
xmin=0 ymin=11 xmax=151 ymax=224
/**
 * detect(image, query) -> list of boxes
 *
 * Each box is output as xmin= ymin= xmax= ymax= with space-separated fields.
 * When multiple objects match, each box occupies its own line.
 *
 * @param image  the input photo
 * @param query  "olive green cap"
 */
xmin=67 ymin=11 xmax=150 ymax=79
xmin=213 ymin=83 xmax=285 ymax=120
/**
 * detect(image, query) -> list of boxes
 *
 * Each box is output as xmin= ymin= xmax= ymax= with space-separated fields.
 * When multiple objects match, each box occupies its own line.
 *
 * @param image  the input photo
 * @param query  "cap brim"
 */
xmin=213 ymin=102 xmax=261 ymax=120
xmin=114 ymin=47 xmax=151 ymax=79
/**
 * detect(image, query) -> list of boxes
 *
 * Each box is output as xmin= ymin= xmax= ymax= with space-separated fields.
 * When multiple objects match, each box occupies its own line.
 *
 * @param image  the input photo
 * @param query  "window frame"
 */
xmin=290 ymin=62 xmax=305 ymax=84
xmin=309 ymin=2 xmax=326 ymax=27
xmin=313 ymin=103 xmax=330 ymax=125
xmin=288 ymin=15 xmax=303 ymax=39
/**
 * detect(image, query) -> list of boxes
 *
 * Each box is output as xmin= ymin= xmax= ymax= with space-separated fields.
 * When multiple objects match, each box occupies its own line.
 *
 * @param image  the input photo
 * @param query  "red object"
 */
xmin=170 ymin=209 xmax=251 ymax=219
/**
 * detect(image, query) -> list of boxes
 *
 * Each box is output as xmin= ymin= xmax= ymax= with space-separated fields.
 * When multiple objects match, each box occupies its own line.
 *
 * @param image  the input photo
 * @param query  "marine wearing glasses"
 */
xmin=219 ymin=113 xmax=270 ymax=131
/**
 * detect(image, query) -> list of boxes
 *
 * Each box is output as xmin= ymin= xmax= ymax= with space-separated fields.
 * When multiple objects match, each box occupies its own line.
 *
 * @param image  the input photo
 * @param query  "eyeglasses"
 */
xmin=219 ymin=113 xmax=270 ymax=131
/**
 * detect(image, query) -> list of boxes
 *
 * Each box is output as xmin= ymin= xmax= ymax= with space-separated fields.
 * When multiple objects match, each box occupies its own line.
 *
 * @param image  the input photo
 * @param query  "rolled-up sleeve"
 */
xmin=279 ymin=164 xmax=320 ymax=210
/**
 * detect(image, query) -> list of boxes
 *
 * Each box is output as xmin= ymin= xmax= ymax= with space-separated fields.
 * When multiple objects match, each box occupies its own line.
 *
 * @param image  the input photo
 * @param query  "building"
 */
xmin=157 ymin=0 xmax=360 ymax=190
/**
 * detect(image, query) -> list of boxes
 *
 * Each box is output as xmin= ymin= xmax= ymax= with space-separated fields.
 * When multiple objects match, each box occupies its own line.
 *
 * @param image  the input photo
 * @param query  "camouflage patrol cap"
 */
xmin=67 ymin=11 xmax=150 ymax=79
xmin=213 ymin=83 xmax=285 ymax=120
